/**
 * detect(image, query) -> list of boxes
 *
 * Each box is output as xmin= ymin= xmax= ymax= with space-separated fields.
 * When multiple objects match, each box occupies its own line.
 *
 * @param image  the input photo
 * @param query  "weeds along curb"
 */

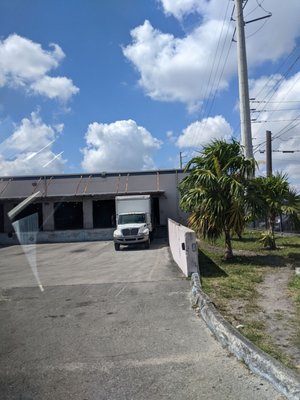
xmin=190 ymin=273 xmax=300 ymax=400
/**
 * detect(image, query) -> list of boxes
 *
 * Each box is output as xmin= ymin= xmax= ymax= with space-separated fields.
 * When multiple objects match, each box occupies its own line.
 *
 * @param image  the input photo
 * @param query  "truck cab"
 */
xmin=113 ymin=195 xmax=152 ymax=250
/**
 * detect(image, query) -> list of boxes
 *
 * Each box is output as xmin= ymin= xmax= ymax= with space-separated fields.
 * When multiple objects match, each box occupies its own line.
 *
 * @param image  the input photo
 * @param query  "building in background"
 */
xmin=0 ymin=169 xmax=187 ymax=244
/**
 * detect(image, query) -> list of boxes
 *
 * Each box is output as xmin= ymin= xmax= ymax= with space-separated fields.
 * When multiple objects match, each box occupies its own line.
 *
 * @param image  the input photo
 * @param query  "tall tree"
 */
xmin=179 ymin=140 xmax=255 ymax=259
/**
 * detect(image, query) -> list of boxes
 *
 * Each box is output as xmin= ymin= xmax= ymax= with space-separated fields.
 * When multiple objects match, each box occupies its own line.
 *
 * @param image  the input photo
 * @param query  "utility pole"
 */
xmin=180 ymin=152 xmax=188 ymax=169
xmin=234 ymin=0 xmax=254 ymax=159
xmin=266 ymin=130 xmax=272 ymax=177
xmin=179 ymin=152 xmax=183 ymax=169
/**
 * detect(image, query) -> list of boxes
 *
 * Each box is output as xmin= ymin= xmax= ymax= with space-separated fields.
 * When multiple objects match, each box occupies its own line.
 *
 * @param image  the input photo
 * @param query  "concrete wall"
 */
xmin=168 ymin=218 xmax=199 ymax=277
xmin=0 ymin=228 xmax=114 ymax=245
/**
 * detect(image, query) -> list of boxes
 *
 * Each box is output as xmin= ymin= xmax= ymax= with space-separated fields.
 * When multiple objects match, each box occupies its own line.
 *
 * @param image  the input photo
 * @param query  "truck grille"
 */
xmin=122 ymin=228 xmax=139 ymax=236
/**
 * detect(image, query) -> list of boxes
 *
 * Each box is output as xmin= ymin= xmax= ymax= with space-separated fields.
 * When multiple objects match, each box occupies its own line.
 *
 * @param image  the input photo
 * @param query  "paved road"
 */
xmin=0 ymin=240 xmax=282 ymax=399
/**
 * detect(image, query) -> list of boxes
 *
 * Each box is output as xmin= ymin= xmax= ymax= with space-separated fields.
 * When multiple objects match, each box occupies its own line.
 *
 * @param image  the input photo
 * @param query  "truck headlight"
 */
xmin=139 ymin=227 xmax=149 ymax=236
xmin=113 ymin=230 xmax=122 ymax=238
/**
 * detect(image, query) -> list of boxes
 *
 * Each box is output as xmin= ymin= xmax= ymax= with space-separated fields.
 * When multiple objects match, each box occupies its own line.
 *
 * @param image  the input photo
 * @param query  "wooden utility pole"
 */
xmin=179 ymin=152 xmax=183 ymax=169
xmin=266 ymin=130 xmax=272 ymax=177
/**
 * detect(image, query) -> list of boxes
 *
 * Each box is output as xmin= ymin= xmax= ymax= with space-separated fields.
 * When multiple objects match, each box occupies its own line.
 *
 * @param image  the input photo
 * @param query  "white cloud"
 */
xmin=161 ymin=0 xmax=300 ymax=63
xmin=31 ymin=76 xmax=79 ymax=101
xmin=159 ymin=0 xmax=221 ymax=21
xmin=177 ymin=115 xmax=233 ymax=148
xmin=166 ymin=130 xmax=177 ymax=143
xmin=81 ymin=120 xmax=162 ymax=172
xmin=124 ymin=1 xmax=300 ymax=110
xmin=0 ymin=112 xmax=65 ymax=176
xmin=250 ymin=72 xmax=300 ymax=191
xmin=0 ymin=34 xmax=79 ymax=101
xmin=123 ymin=19 xmax=233 ymax=109
xmin=244 ymin=1 xmax=300 ymax=65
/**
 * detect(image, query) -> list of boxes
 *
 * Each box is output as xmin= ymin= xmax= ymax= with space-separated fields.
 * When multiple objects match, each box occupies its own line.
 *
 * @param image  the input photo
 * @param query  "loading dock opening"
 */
xmin=0 ymin=204 xmax=3 ymax=233
xmin=12 ymin=202 xmax=43 ymax=231
xmin=54 ymin=202 xmax=83 ymax=230
xmin=93 ymin=200 xmax=116 ymax=228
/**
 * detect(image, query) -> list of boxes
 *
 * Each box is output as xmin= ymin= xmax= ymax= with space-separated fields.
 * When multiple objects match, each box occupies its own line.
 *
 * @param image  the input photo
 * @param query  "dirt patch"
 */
xmin=257 ymin=267 xmax=300 ymax=371
xmin=225 ymin=265 xmax=300 ymax=371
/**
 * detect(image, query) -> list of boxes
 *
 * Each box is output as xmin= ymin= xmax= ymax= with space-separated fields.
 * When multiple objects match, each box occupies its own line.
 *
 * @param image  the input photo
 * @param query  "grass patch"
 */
xmin=199 ymin=229 xmax=300 ymax=369
xmin=289 ymin=275 xmax=300 ymax=353
xmin=239 ymin=320 xmax=294 ymax=368
xmin=289 ymin=275 xmax=300 ymax=305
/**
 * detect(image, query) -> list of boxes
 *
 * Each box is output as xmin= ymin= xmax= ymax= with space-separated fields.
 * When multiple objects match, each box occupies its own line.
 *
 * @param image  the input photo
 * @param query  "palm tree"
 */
xmin=250 ymin=173 xmax=299 ymax=249
xmin=179 ymin=140 xmax=255 ymax=260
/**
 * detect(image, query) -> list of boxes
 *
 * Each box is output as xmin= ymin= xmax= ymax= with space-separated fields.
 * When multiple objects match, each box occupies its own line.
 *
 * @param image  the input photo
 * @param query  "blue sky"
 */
xmin=1 ymin=0 xmax=300 ymax=189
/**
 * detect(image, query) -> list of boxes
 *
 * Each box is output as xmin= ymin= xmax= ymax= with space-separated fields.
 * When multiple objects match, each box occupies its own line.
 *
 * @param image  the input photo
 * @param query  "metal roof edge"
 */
xmin=0 ymin=169 xmax=185 ymax=181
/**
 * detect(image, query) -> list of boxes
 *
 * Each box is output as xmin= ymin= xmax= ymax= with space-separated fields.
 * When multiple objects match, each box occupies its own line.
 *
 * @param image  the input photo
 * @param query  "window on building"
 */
xmin=54 ymin=202 xmax=83 ymax=230
xmin=93 ymin=200 xmax=115 ymax=228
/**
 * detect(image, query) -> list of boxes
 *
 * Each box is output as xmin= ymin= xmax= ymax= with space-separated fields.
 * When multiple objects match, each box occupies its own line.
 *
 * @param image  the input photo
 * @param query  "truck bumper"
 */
xmin=114 ymin=234 xmax=149 ymax=245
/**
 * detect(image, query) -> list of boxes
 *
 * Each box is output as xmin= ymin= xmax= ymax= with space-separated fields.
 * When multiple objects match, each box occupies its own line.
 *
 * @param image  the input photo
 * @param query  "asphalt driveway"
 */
xmin=0 ymin=240 xmax=282 ymax=399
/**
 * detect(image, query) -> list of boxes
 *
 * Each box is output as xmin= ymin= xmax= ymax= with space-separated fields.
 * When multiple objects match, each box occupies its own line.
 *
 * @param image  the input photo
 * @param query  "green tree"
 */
xmin=250 ymin=173 xmax=299 ymax=249
xmin=179 ymin=140 xmax=255 ymax=260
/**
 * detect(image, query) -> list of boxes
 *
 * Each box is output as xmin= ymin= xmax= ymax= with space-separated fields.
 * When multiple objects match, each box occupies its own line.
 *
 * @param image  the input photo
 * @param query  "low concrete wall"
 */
xmin=168 ymin=218 xmax=199 ymax=277
xmin=0 ymin=228 xmax=114 ymax=245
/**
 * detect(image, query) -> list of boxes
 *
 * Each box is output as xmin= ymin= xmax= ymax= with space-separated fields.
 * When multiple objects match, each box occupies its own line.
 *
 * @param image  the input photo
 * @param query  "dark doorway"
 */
xmin=0 ymin=204 xmax=4 ymax=233
xmin=54 ymin=202 xmax=83 ymax=230
xmin=153 ymin=197 xmax=160 ymax=225
xmin=12 ymin=203 xmax=43 ymax=231
xmin=93 ymin=200 xmax=116 ymax=228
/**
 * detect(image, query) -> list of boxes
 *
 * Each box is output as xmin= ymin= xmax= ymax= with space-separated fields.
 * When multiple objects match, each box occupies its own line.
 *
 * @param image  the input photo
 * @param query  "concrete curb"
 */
xmin=190 ymin=273 xmax=300 ymax=400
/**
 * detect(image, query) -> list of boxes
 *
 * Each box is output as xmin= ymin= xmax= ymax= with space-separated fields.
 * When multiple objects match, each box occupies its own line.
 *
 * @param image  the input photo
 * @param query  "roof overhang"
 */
xmin=0 ymin=190 xmax=166 ymax=202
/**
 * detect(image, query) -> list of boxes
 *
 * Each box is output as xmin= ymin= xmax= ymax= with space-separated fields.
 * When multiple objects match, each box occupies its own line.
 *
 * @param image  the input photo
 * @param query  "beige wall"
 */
xmin=168 ymin=218 xmax=199 ymax=277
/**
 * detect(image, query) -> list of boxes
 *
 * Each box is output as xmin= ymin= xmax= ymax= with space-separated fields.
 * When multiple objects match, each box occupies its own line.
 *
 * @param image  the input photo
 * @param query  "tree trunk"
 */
xmin=268 ymin=213 xmax=276 ymax=250
xmin=224 ymin=229 xmax=233 ymax=260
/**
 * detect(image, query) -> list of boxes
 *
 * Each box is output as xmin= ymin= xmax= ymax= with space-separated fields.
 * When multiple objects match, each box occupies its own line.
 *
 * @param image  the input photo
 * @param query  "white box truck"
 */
xmin=113 ymin=195 xmax=152 ymax=250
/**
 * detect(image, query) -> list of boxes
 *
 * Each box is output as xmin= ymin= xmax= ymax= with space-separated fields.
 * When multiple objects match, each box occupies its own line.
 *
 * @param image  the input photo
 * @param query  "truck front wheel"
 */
xmin=114 ymin=243 xmax=120 ymax=251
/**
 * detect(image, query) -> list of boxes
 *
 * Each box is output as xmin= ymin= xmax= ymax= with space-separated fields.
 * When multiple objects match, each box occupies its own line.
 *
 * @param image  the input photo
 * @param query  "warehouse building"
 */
xmin=0 ymin=169 xmax=187 ymax=244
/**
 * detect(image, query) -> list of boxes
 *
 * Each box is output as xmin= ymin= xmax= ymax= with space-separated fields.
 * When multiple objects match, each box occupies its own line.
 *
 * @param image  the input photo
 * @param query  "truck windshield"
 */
xmin=118 ymin=213 xmax=146 ymax=224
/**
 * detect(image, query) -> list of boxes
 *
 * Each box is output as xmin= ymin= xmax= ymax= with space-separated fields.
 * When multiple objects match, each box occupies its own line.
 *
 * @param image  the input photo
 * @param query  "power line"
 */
xmin=201 ymin=0 xmax=232 ymax=106
xmin=251 ymin=107 xmax=300 ymax=112
xmin=252 ymin=118 xmax=300 ymax=123
xmin=250 ymin=51 xmax=300 ymax=122
xmin=201 ymin=1 xmax=233 ymax=113
xmin=187 ymin=1 xmax=234 ymax=149
xmin=244 ymin=0 xmax=266 ymax=18
xmin=253 ymin=118 xmax=300 ymax=154
xmin=259 ymin=149 xmax=300 ymax=153
xmin=194 ymin=2 xmax=235 ymax=143
xmin=246 ymin=18 xmax=268 ymax=39
xmin=251 ymin=100 xmax=300 ymax=104
xmin=273 ymin=117 xmax=300 ymax=140
xmin=250 ymin=46 xmax=300 ymax=107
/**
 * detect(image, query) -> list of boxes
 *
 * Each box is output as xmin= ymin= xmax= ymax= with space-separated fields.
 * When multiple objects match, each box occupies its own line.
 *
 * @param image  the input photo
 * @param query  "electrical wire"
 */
xmin=186 ymin=0 xmax=234 ymax=150
xmin=190 ymin=2 xmax=235 ymax=148
xmin=250 ymin=46 xmax=300 ymax=148
xmin=250 ymin=50 xmax=300 ymax=122
xmin=246 ymin=18 xmax=268 ymax=39
xmin=244 ymin=0 xmax=265 ymax=18
xmin=200 ymin=0 xmax=232 ymax=115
